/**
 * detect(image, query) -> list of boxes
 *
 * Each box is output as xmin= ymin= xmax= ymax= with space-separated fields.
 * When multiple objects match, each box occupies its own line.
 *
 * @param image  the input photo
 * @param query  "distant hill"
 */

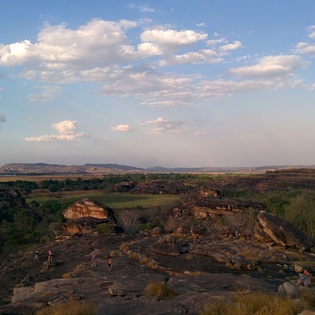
xmin=0 ymin=163 xmax=144 ymax=175
xmin=0 ymin=162 xmax=314 ymax=175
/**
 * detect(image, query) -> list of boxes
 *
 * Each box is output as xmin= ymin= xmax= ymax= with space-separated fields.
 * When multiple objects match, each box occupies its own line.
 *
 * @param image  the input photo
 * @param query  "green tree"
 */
xmin=284 ymin=192 xmax=315 ymax=237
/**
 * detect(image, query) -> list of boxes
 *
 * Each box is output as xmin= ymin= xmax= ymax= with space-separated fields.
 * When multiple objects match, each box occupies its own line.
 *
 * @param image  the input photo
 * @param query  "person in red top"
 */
xmin=107 ymin=256 xmax=112 ymax=271
xmin=294 ymin=264 xmax=312 ymax=287
xmin=47 ymin=249 xmax=53 ymax=262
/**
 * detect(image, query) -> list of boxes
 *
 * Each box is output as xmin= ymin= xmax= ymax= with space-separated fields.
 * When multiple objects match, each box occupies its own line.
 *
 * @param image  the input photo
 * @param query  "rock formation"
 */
xmin=62 ymin=198 xmax=120 ymax=235
xmin=257 ymin=211 xmax=314 ymax=250
xmin=63 ymin=198 xmax=116 ymax=221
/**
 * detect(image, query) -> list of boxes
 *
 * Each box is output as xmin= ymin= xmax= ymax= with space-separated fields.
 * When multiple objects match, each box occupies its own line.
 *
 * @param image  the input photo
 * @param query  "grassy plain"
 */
xmin=26 ymin=190 xmax=181 ymax=210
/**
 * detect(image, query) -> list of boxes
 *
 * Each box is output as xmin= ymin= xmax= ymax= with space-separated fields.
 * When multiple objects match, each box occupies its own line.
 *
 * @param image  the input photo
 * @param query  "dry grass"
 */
xmin=119 ymin=242 xmax=129 ymax=251
xmin=201 ymin=291 xmax=315 ymax=315
xmin=35 ymin=300 xmax=97 ymax=315
xmin=144 ymin=282 xmax=177 ymax=300
xmin=236 ymin=249 xmax=262 ymax=261
xmin=62 ymin=272 xmax=73 ymax=279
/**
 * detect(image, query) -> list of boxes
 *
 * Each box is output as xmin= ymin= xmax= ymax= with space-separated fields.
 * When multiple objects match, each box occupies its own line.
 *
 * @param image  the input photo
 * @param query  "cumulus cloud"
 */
xmin=157 ymin=36 xmax=242 ymax=66
xmin=218 ymin=41 xmax=243 ymax=54
xmin=0 ymin=18 xmax=309 ymax=108
xmin=229 ymin=55 xmax=307 ymax=78
xmin=0 ymin=19 xmax=138 ymax=79
xmin=25 ymin=120 xmax=89 ymax=142
xmin=112 ymin=124 xmax=131 ymax=132
xmin=295 ymin=25 xmax=315 ymax=57
xmin=295 ymin=42 xmax=315 ymax=57
xmin=101 ymin=68 xmax=197 ymax=106
xmin=141 ymin=117 xmax=184 ymax=135
xmin=140 ymin=29 xmax=207 ymax=55
xmin=159 ymin=49 xmax=222 ymax=66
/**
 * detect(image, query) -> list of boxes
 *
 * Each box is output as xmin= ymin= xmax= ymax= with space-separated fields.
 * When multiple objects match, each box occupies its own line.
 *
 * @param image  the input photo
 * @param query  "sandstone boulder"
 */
xmin=63 ymin=198 xmax=117 ymax=221
xmin=257 ymin=211 xmax=314 ymax=250
xmin=278 ymin=281 xmax=300 ymax=299
xmin=151 ymin=236 xmax=181 ymax=256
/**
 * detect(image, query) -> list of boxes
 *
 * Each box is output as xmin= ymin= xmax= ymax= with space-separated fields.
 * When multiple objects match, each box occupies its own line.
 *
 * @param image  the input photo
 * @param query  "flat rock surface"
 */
xmin=0 ymin=233 xmax=314 ymax=314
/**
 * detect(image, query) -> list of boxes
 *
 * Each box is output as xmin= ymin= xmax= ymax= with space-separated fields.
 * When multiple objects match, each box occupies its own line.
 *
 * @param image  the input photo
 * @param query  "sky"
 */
xmin=0 ymin=0 xmax=315 ymax=168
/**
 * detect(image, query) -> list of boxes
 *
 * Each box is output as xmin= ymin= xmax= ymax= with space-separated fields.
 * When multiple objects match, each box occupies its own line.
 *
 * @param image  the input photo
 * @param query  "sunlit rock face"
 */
xmin=63 ymin=198 xmax=116 ymax=222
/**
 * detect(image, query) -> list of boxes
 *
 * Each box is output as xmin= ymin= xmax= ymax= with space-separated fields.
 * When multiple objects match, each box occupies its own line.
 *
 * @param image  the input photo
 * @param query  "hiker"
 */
xmin=91 ymin=254 xmax=96 ymax=267
xmin=47 ymin=249 xmax=53 ymax=262
xmin=35 ymin=250 xmax=40 ymax=261
xmin=107 ymin=256 xmax=112 ymax=271
xmin=294 ymin=264 xmax=312 ymax=287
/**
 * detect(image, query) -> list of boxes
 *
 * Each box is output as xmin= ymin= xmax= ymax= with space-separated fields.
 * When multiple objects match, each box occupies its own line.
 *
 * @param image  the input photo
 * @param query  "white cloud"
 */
xmin=137 ymin=42 xmax=162 ymax=56
xmin=141 ymin=117 xmax=184 ymax=135
xmin=25 ymin=120 xmax=89 ymax=142
xmin=159 ymin=49 xmax=221 ymax=66
xmin=295 ymin=42 xmax=315 ymax=57
xmin=53 ymin=120 xmax=77 ymax=134
xmin=140 ymin=29 xmax=207 ymax=54
xmin=218 ymin=41 xmax=243 ymax=54
xmin=25 ymin=133 xmax=89 ymax=142
xmin=295 ymin=26 xmax=315 ymax=57
xmin=0 ymin=40 xmax=33 ymax=66
xmin=0 ymin=18 xmax=309 ymax=109
xmin=0 ymin=19 xmax=138 ymax=80
xmin=207 ymin=37 xmax=225 ymax=46
xmin=229 ymin=55 xmax=307 ymax=78
xmin=307 ymin=25 xmax=315 ymax=39
xmin=112 ymin=124 xmax=131 ymax=132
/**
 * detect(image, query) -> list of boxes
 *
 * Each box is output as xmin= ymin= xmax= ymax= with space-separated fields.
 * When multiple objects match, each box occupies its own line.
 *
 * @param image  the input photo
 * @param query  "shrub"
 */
xmin=62 ymin=272 xmax=73 ymax=279
xmin=118 ymin=210 xmax=140 ymax=234
xmin=284 ymin=192 xmax=315 ymax=237
xmin=93 ymin=223 xmax=114 ymax=234
xmin=35 ymin=300 xmax=97 ymax=315
xmin=144 ymin=282 xmax=177 ymax=300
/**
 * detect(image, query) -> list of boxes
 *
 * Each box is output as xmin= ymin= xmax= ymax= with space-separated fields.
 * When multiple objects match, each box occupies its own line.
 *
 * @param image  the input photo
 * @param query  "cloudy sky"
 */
xmin=1 ymin=0 xmax=315 ymax=168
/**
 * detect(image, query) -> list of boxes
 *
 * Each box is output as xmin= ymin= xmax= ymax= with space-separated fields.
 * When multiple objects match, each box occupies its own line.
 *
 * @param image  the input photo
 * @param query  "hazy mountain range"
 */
xmin=1 ymin=163 xmax=315 ymax=175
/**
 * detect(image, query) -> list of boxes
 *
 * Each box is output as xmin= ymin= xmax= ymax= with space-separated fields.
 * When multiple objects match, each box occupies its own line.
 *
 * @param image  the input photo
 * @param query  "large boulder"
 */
xmin=278 ymin=281 xmax=300 ymax=299
xmin=257 ymin=211 xmax=314 ymax=250
xmin=62 ymin=198 xmax=120 ymax=235
xmin=63 ymin=198 xmax=116 ymax=222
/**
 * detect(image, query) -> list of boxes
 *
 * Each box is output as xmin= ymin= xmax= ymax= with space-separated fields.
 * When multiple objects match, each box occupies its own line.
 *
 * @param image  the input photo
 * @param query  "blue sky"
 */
xmin=1 ymin=0 xmax=315 ymax=168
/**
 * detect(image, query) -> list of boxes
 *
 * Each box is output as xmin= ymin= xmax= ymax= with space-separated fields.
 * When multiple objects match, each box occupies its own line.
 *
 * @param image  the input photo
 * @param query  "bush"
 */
xmin=93 ymin=223 xmax=114 ymax=234
xmin=144 ymin=282 xmax=177 ymax=300
xmin=284 ymin=192 xmax=315 ymax=237
xmin=36 ymin=300 xmax=97 ymax=315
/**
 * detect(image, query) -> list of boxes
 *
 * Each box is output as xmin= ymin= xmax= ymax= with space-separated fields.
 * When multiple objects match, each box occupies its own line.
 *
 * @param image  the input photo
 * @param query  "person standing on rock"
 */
xmin=35 ymin=250 xmax=40 ymax=261
xmin=294 ymin=264 xmax=312 ymax=287
xmin=107 ymin=256 xmax=112 ymax=271
xmin=91 ymin=254 xmax=96 ymax=267
xmin=47 ymin=249 xmax=53 ymax=262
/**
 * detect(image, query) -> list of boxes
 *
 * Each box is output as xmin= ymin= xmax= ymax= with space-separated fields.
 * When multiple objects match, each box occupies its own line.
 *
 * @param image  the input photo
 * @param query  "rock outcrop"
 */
xmin=257 ymin=211 xmax=314 ymax=250
xmin=62 ymin=198 xmax=120 ymax=235
xmin=63 ymin=198 xmax=116 ymax=221
xmin=171 ymin=197 xmax=264 ymax=219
